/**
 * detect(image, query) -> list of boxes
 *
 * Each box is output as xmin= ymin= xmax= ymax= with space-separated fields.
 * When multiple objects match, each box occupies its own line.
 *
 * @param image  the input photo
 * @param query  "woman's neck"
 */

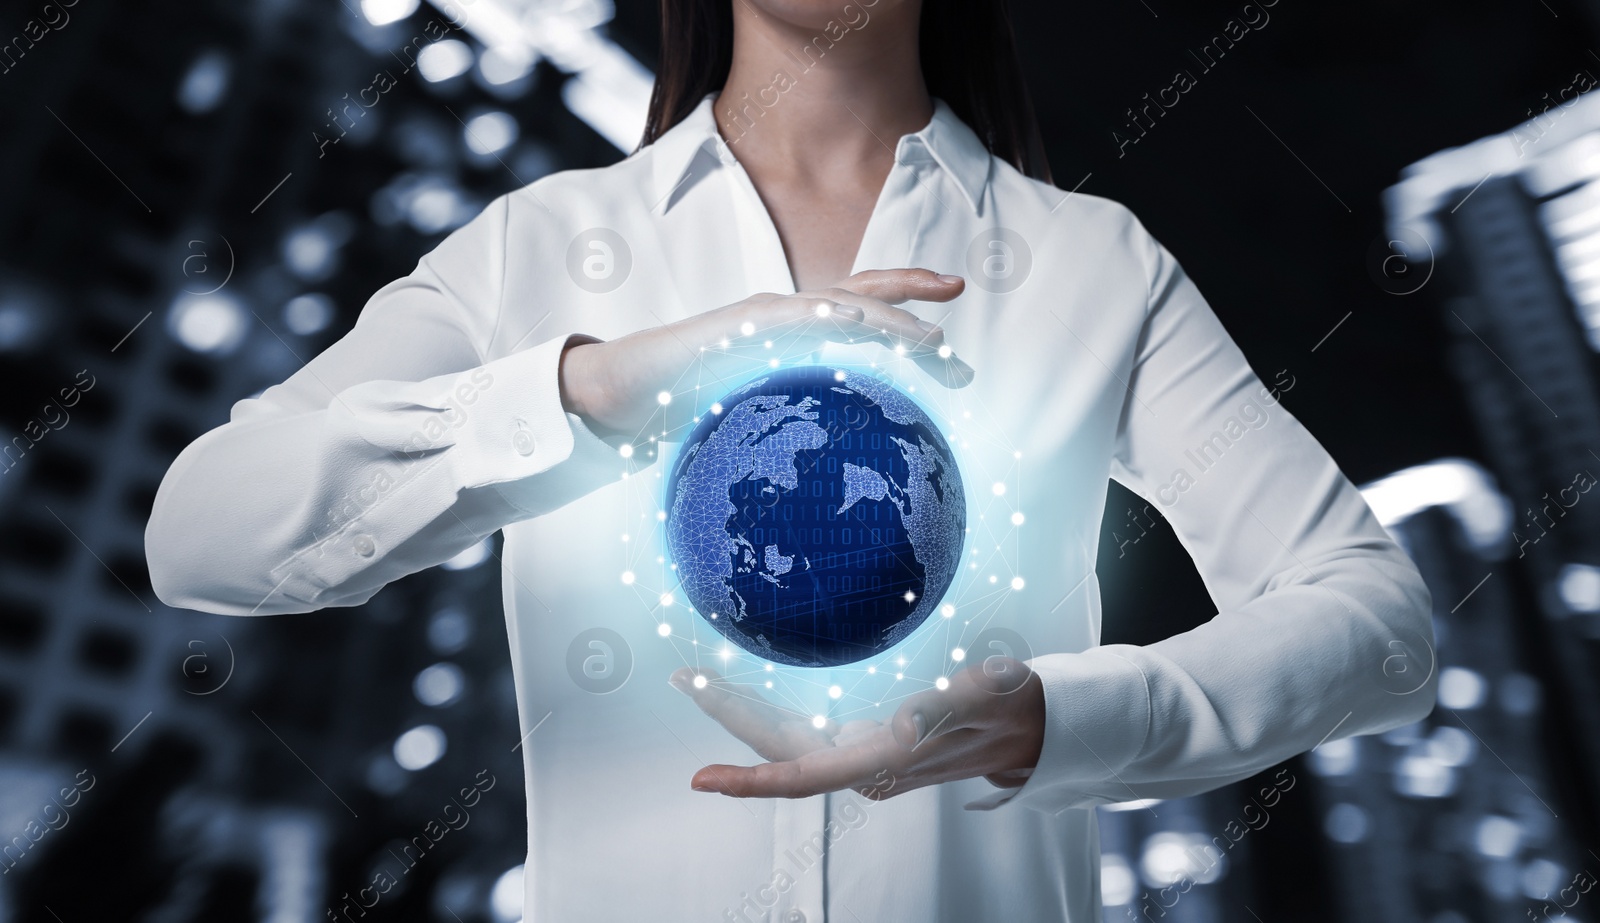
xmin=713 ymin=2 xmax=933 ymax=183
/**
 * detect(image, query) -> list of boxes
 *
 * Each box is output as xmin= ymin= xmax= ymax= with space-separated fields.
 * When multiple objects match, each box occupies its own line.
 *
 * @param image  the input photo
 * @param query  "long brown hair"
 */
xmin=639 ymin=0 xmax=1054 ymax=184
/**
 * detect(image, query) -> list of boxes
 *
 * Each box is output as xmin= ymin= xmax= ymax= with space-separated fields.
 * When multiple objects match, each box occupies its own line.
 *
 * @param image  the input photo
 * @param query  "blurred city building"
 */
xmin=0 ymin=1 xmax=651 ymax=920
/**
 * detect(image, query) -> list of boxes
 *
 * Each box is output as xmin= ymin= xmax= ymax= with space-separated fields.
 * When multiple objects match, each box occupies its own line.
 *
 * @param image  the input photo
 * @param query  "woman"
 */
xmin=147 ymin=0 xmax=1436 ymax=919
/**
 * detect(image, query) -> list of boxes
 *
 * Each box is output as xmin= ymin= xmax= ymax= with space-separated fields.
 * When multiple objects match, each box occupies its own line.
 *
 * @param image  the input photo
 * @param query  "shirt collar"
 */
xmin=648 ymin=94 xmax=992 ymax=215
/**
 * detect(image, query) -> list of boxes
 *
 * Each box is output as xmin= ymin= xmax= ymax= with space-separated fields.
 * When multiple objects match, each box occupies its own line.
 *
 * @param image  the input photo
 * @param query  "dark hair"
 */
xmin=639 ymin=0 xmax=1053 ymax=184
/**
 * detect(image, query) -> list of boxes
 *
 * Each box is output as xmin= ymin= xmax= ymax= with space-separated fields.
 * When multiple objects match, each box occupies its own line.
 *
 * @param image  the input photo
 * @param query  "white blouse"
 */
xmin=147 ymin=96 xmax=1436 ymax=922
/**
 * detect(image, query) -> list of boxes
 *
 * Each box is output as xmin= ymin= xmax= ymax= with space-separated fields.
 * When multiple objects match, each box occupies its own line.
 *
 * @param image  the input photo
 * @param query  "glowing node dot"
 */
xmin=894 ymin=343 xmax=906 ymax=356
xmin=619 ymin=444 xmax=634 ymax=459
xmin=815 ymin=302 xmax=832 ymax=318
xmin=941 ymin=604 xmax=956 ymax=618
xmin=764 ymin=663 xmax=774 ymax=672
xmin=992 ymin=482 xmax=1007 ymax=496
xmin=763 ymin=340 xmax=773 ymax=349
xmin=811 ymin=715 xmax=827 ymax=729
xmin=656 ymin=510 xmax=667 ymax=521
xmin=659 ymin=592 xmax=675 ymax=607
xmin=1011 ymin=576 xmax=1026 ymax=591
xmin=709 ymin=613 xmax=717 ymax=619
xmin=989 ymin=575 xmax=998 ymax=584
xmin=867 ymin=666 xmax=877 ymax=674
xmin=740 ymin=321 xmax=756 ymax=336
xmin=621 ymin=534 xmax=630 ymax=543
xmin=834 ymin=370 xmax=847 ymax=381
xmin=657 ymin=623 xmax=671 ymax=637
xmin=1014 ymin=451 xmax=1023 ymax=459
xmin=1011 ymin=511 xmax=1025 ymax=526
xmin=938 ymin=344 xmax=952 ymax=358
xmin=897 ymin=657 xmax=906 ymax=667
xmin=768 ymin=358 xmax=780 ymax=368
xmin=952 ymin=647 xmax=966 ymax=662
xmin=895 ymin=673 xmax=904 ymax=680
xmin=693 ymin=674 xmax=708 ymax=689
xmin=620 ymin=571 xmax=635 ymax=585
xmin=656 ymin=391 xmax=672 ymax=405
xmin=903 ymin=590 xmax=917 ymax=603
xmin=720 ymin=647 xmax=733 ymax=660
xmin=765 ymin=681 xmax=773 ymax=688
xmin=711 ymin=402 xmax=723 ymax=415
xmin=935 ymin=676 xmax=950 ymax=691
xmin=828 ymin=685 xmax=842 ymax=699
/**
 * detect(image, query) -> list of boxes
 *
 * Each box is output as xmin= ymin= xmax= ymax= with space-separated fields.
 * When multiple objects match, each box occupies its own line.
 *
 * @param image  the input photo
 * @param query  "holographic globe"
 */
xmin=665 ymin=367 xmax=966 ymax=667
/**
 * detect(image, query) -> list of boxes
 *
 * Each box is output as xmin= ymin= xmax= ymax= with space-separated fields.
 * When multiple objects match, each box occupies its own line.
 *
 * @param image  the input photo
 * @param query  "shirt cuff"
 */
xmin=266 ymin=335 xmax=633 ymax=605
xmin=964 ymin=646 xmax=1153 ymax=813
xmin=449 ymin=335 xmax=637 ymax=516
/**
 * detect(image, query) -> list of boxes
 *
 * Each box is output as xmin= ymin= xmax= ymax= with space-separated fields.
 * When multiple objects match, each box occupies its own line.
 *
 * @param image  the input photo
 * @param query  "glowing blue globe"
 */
xmin=666 ymin=367 xmax=966 ymax=667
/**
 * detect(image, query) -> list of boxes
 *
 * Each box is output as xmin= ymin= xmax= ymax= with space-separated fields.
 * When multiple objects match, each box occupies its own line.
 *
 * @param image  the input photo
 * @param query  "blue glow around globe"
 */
xmin=666 ymin=367 xmax=966 ymax=667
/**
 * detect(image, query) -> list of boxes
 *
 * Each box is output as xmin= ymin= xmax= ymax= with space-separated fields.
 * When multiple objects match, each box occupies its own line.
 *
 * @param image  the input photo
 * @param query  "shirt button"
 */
xmin=784 ymin=912 xmax=806 ymax=923
xmin=513 ymin=429 xmax=536 ymax=456
xmin=352 ymin=534 xmax=375 ymax=557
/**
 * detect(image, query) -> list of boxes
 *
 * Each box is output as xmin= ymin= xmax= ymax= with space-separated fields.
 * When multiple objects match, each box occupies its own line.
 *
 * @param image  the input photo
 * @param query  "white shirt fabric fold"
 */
xmin=147 ymin=95 xmax=1435 ymax=922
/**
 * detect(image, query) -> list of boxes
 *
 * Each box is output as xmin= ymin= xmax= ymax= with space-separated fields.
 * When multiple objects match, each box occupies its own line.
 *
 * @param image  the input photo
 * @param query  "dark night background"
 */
xmin=0 ymin=0 xmax=1594 ymax=920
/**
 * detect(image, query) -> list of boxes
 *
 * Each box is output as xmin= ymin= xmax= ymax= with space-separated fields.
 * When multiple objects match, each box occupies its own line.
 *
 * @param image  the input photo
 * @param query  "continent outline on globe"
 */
xmin=665 ymin=367 xmax=967 ymax=667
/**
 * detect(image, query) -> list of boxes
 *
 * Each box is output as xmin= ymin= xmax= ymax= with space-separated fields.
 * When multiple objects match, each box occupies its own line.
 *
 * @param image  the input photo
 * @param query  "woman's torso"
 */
xmin=492 ymin=96 xmax=1150 ymax=922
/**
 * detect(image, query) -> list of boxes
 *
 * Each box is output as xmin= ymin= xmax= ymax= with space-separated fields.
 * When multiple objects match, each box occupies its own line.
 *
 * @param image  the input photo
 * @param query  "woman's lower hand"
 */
xmin=668 ymin=657 xmax=1044 ymax=801
xmin=558 ymin=268 xmax=973 ymax=439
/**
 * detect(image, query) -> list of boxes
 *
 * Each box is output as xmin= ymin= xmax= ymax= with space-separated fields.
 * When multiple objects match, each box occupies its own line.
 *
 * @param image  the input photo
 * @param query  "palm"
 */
xmin=669 ymin=659 xmax=1044 ymax=801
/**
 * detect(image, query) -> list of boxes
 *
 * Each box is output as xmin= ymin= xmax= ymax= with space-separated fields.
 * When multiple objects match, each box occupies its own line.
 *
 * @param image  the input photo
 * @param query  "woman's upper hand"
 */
xmin=557 ymin=268 xmax=973 ymax=439
xmin=667 ymin=656 xmax=1045 ymax=801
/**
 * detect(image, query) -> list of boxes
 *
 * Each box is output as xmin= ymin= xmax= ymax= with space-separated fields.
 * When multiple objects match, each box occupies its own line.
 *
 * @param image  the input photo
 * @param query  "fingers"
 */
xmin=806 ymin=290 xmax=977 ymax=387
xmin=728 ymin=292 xmax=929 ymax=355
xmin=704 ymin=276 xmax=977 ymax=388
xmin=690 ymin=729 xmax=893 ymax=798
xmin=830 ymin=290 xmax=976 ymax=386
xmin=692 ymin=761 xmax=800 ymax=797
xmin=669 ymin=667 xmax=831 ymax=761
xmin=818 ymin=289 xmax=940 ymax=352
xmin=835 ymin=268 xmax=965 ymax=305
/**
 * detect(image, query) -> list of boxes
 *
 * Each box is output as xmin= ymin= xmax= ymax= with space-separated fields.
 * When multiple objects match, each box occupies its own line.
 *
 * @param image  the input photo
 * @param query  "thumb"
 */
xmin=890 ymin=658 xmax=1036 ymax=749
xmin=890 ymin=671 xmax=976 ymax=750
xmin=836 ymin=268 xmax=965 ymax=305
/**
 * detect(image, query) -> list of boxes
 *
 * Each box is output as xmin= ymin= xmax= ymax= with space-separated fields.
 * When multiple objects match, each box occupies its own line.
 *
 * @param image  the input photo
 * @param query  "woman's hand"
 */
xmin=558 ymin=268 xmax=973 ymax=439
xmin=668 ymin=657 xmax=1044 ymax=800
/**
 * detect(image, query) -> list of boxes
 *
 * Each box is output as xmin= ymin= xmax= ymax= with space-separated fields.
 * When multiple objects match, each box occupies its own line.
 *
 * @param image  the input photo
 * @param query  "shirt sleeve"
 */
xmin=146 ymin=195 xmax=629 ymax=616
xmin=969 ymin=213 xmax=1437 ymax=813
